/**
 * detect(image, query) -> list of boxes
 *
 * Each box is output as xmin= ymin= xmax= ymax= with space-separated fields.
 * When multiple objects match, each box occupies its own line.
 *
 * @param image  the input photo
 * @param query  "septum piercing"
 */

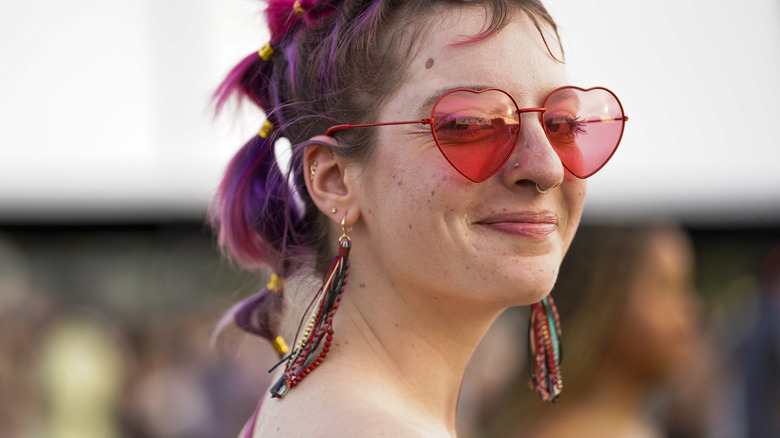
xmin=536 ymin=183 xmax=552 ymax=194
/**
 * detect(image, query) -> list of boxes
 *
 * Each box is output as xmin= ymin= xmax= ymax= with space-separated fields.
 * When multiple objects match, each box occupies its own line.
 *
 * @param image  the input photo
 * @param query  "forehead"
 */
xmin=386 ymin=6 xmax=566 ymax=117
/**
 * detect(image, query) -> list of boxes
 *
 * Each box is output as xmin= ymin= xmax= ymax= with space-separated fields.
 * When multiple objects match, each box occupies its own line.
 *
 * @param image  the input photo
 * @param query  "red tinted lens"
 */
xmin=543 ymin=87 xmax=625 ymax=178
xmin=431 ymin=89 xmax=520 ymax=182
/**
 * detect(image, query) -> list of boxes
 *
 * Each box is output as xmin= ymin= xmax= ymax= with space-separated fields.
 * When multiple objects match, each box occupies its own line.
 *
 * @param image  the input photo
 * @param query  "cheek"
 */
xmin=560 ymin=179 xmax=587 ymax=244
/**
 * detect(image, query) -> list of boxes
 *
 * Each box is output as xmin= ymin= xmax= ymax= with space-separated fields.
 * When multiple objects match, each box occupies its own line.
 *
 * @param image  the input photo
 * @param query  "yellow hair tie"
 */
xmin=293 ymin=0 xmax=304 ymax=15
xmin=271 ymin=335 xmax=289 ymax=356
xmin=258 ymin=120 xmax=274 ymax=139
xmin=266 ymin=273 xmax=285 ymax=293
xmin=258 ymin=43 xmax=275 ymax=61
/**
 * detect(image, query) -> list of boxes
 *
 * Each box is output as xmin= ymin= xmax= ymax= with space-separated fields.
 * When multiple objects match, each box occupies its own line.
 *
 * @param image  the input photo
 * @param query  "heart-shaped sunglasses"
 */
xmin=326 ymin=86 xmax=627 ymax=183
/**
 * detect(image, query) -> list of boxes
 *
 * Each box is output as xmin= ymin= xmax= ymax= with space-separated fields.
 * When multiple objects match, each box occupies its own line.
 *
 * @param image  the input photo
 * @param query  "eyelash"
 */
xmin=545 ymin=116 xmax=586 ymax=139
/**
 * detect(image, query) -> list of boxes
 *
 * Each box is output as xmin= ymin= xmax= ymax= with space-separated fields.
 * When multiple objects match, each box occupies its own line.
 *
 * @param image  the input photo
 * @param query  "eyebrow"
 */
xmin=417 ymin=84 xmax=492 ymax=116
xmin=544 ymin=87 xmax=577 ymax=106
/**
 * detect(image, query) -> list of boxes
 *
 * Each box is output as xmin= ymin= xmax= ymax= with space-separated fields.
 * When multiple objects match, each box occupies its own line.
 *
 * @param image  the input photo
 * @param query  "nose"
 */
xmin=500 ymin=111 xmax=565 ymax=192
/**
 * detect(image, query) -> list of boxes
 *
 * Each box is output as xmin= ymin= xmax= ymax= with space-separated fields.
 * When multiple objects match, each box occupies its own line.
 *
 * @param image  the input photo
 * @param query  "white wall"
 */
xmin=1 ymin=0 xmax=778 ymax=223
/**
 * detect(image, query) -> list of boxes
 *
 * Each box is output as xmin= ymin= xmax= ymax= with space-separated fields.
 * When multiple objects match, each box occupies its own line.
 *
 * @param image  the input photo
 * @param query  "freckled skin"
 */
xmin=350 ymin=9 xmax=586 ymax=306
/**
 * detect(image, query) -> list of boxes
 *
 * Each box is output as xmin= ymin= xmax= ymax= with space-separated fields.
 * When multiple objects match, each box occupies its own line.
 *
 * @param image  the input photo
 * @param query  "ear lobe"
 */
xmin=303 ymin=136 xmax=359 ymax=223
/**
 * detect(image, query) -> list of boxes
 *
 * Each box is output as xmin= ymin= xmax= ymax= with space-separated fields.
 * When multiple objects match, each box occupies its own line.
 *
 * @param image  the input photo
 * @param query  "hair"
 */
xmin=211 ymin=0 xmax=561 ymax=279
xmin=480 ymin=223 xmax=691 ymax=437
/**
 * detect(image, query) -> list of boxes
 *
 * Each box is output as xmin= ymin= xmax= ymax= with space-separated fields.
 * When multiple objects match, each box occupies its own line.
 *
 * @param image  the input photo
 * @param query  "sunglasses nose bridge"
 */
xmin=517 ymin=107 xmax=546 ymax=115
xmin=515 ymin=108 xmax=547 ymax=131
xmin=507 ymin=106 xmax=565 ymax=182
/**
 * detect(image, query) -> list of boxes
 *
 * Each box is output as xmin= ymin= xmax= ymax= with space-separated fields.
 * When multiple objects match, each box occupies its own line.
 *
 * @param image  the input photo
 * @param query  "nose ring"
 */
xmin=536 ymin=183 xmax=553 ymax=194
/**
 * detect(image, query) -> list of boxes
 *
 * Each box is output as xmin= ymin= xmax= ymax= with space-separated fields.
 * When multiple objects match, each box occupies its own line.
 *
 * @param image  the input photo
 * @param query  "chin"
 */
xmin=494 ymin=267 xmax=561 ymax=307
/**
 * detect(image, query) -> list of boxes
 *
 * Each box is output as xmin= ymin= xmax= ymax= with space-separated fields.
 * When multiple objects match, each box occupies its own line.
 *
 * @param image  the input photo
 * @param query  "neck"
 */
xmin=325 ymin=270 xmax=502 ymax=435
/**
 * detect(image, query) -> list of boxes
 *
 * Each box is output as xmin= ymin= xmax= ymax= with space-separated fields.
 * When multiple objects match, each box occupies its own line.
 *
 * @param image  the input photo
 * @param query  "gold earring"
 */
xmin=309 ymin=162 xmax=318 ymax=181
xmin=330 ymin=207 xmax=337 ymax=214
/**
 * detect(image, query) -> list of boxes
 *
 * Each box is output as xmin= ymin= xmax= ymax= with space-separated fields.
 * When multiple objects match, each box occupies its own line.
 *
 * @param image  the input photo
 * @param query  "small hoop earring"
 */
xmin=309 ymin=162 xmax=318 ymax=181
xmin=536 ymin=183 xmax=553 ymax=194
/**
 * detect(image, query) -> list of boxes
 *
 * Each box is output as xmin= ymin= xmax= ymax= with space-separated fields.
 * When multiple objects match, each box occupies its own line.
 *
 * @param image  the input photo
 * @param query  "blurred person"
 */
xmin=481 ymin=224 xmax=703 ymax=438
xmin=122 ymin=305 xmax=273 ymax=438
xmin=210 ymin=0 xmax=627 ymax=436
xmin=0 ymin=234 xmax=56 ymax=438
xmin=35 ymin=313 xmax=125 ymax=438
xmin=730 ymin=243 xmax=780 ymax=438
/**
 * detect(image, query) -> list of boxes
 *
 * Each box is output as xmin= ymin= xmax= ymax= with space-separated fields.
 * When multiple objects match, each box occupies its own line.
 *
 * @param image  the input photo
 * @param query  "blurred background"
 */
xmin=0 ymin=0 xmax=778 ymax=437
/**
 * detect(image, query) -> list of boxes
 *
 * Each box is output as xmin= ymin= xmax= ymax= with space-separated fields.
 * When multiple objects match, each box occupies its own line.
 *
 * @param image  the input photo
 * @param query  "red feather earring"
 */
xmin=270 ymin=217 xmax=351 ymax=397
xmin=528 ymin=295 xmax=563 ymax=402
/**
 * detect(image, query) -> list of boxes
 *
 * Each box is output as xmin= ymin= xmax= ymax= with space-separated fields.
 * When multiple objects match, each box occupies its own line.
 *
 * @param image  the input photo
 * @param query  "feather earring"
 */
xmin=528 ymin=295 xmax=563 ymax=402
xmin=270 ymin=217 xmax=351 ymax=398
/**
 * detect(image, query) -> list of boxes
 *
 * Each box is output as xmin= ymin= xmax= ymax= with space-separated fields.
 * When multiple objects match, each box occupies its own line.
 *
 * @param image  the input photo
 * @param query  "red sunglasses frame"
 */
xmin=326 ymin=86 xmax=628 ymax=182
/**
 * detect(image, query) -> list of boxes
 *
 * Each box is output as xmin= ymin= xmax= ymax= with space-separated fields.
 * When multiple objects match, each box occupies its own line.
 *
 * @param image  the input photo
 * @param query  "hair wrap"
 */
xmin=258 ymin=43 xmax=276 ymax=61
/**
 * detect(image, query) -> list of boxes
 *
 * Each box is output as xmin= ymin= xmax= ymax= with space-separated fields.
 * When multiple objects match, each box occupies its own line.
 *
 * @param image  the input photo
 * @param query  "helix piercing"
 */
xmin=309 ymin=162 xmax=318 ymax=181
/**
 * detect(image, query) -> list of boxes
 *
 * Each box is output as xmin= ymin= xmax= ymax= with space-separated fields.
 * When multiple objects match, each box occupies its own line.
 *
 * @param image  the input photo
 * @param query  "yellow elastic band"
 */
xmin=258 ymin=120 xmax=274 ymax=139
xmin=293 ymin=1 xmax=304 ymax=15
xmin=271 ymin=336 xmax=289 ymax=356
xmin=258 ymin=43 xmax=275 ymax=61
xmin=266 ymin=273 xmax=285 ymax=292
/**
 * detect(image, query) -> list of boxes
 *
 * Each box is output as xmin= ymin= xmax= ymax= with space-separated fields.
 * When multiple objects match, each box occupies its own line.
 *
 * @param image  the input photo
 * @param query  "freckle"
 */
xmin=408 ymin=224 xmax=413 ymax=229
xmin=394 ymin=322 xmax=400 ymax=327
xmin=433 ymin=296 xmax=439 ymax=301
xmin=465 ymin=266 xmax=470 ymax=270
xmin=425 ymin=58 xmax=434 ymax=69
xmin=398 ymin=180 xmax=403 ymax=186
xmin=431 ymin=190 xmax=435 ymax=196
xmin=359 ymin=283 xmax=366 ymax=288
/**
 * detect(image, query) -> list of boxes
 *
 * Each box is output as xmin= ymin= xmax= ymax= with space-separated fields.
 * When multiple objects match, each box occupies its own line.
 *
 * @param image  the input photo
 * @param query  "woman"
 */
xmin=212 ymin=0 xmax=626 ymax=436
xmin=481 ymin=224 xmax=703 ymax=438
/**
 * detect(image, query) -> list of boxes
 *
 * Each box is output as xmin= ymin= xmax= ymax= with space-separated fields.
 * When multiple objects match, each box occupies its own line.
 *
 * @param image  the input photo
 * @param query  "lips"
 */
xmin=476 ymin=212 xmax=558 ymax=239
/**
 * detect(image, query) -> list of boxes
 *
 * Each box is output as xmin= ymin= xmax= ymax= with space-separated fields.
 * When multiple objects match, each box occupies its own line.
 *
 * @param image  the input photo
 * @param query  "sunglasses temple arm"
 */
xmin=326 ymin=119 xmax=434 ymax=136
xmin=581 ymin=116 xmax=629 ymax=123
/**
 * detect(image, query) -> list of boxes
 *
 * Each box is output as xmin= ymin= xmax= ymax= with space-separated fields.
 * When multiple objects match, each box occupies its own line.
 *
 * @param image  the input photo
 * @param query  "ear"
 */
xmin=303 ymin=135 xmax=361 ymax=227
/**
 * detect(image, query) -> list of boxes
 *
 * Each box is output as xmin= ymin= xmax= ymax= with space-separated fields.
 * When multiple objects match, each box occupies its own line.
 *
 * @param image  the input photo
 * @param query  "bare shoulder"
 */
xmin=250 ymin=390 xmax=444 ymax=437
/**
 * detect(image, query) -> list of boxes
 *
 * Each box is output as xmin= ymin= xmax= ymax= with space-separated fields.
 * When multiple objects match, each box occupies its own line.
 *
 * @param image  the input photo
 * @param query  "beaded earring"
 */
xmin=270 ymin=217 xmax=351 ymax=398
xmin=528 ymin=295 xmax=563 ymax=402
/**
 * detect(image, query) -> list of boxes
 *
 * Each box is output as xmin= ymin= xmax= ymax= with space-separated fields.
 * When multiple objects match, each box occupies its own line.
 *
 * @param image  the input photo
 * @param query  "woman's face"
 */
xmin=349 ymin=8 xmax=586 ymax=308
xmin=615 ymin=230 xmax=700 ymax=382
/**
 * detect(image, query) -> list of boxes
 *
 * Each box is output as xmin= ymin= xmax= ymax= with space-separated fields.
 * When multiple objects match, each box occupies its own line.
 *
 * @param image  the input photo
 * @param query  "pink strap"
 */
xmin=243 ymin=401 xmax=261 ymax=438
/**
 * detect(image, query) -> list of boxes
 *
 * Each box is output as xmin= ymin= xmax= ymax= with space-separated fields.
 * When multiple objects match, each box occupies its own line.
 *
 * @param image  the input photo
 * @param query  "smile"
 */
xmin=476 ymin=212 xmax=558 ymax=239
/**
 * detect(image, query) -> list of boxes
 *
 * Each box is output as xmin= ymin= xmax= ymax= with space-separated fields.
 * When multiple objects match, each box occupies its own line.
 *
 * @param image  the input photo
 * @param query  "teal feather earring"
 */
xmin=528 ymin=295 xmax=563 ymax=402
